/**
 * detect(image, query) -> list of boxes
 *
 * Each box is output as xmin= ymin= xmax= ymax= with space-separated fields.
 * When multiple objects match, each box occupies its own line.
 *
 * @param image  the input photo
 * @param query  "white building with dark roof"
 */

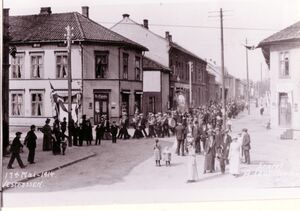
xmin=9 ymin=7 xmax=147 ymax=127
xmin=258 ymin=21 xmax=300 ymax=140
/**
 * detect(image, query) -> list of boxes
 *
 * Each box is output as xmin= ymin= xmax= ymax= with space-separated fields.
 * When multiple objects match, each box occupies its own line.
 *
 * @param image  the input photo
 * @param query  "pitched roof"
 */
xmin=9 ymin=12 xmax=148 ymax=50
xmin=258 ymin=21 xmax=300 ymax=46
xmin=143 ymin=56 xmax=170 ymax=72
xmin=170 ymin=41 xmax=206 ymax=63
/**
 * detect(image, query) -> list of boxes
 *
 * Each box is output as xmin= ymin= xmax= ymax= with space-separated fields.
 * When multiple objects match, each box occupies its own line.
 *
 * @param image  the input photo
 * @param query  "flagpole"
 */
xmin=245 ymin=38 xmax=250 ymax=115
xmin=66 ymin=25 xmax=73 ymax=147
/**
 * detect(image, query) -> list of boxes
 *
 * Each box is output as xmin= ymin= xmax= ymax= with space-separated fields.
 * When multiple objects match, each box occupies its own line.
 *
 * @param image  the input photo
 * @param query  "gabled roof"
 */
xmin=112 ymin=16 xmax=206 ymax=63
xmin=9 ymin=12 xmax=148 ymax=51
xmin=258 ymin=21 xmax=300 ymax=47
xmin=143 ymin=56 xmax=170 ymax=72
xmin=169 ymin=41 xmax=206 ymax=64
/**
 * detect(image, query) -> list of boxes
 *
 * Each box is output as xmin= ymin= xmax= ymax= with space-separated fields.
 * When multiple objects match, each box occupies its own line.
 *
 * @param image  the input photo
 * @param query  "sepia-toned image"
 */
xmin=1 ymin=0 xmax=300 ymax=209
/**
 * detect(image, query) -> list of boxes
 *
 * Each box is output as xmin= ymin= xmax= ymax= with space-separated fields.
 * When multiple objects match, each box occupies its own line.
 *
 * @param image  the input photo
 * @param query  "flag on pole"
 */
xmin=49 ymin=81 xmax=68 ymax=118
xmin=245 ymin=45 xmax=256 ymax=50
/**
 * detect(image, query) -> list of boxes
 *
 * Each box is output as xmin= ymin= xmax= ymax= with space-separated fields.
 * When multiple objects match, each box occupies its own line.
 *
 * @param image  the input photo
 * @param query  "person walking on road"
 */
xmin=175 ymin=122 xmax=186 ymax=156
xmin=111 ymin=121 xmax=118 ymax=143
xmin=229 ymin=136 xmax=242 ymax=177
xmin=40 ymin=118 xmax=52 ymax=151
xmin=186 ymin=136 xmax=199 ymax=183
xmin=24 ymin=125 xmax=37 ymax=164
xmin=242 ymin=128 xmax=251 ymax=164
xmin=153 ymin=139 xmax=162 ymax=166
xmin=7 ymin=132 xmax=26 ymax=169
xmin=203 ymin=130 xmax=216 ymax=174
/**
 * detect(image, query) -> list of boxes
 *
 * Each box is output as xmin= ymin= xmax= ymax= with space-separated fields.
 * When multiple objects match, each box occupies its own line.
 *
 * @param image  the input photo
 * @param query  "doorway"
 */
xmin=94 ymin=93 xmax=109 ymax=125
xmin=279 ymin=93 xmax=292 ymax=127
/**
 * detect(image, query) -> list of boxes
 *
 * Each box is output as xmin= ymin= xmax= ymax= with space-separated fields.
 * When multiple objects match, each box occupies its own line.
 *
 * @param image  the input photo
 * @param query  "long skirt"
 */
xmin=188 ymin=156 xmax=199 ymax=181
xmin=229 ymin=154 xmax=240 ymax=175
xmin=154 ymin=149 xmax=161 ymax=161
xmin=204 ymin=152 xmax=214 ymax=171
xmin=43 ymin=135 xmax=53 ymax=151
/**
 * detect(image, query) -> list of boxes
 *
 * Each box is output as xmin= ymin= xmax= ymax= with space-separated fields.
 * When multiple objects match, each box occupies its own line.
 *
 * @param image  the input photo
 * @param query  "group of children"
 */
xmin=153 ymin=139 xmax=172 ymax=167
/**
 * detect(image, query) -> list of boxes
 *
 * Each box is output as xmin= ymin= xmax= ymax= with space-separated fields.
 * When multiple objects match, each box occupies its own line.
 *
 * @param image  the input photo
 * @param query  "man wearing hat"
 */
xmin=24 ymin=125 xmax=37 ymax=164
xmin=7 ymin=132 xmax=26 ymax=169
xmin=242 ymin=128 xmax=251 ymax=164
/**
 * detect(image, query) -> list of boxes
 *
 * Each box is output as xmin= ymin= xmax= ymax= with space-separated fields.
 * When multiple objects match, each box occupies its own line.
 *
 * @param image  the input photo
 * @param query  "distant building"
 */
xmin=9 ymin=7 xmax=147 ymax=127
xmin=111 ymin=15 xmax=208 ymax=112
xmin=258 ymin=21 xmax=300 ymax=139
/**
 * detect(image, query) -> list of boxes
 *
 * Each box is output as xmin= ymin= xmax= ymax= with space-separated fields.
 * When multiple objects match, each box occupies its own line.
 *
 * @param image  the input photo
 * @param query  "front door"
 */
xmin=94 ymin=93 xmax=109 ymax=125
xmin=279 ymin=93 xmax=291 ymax=127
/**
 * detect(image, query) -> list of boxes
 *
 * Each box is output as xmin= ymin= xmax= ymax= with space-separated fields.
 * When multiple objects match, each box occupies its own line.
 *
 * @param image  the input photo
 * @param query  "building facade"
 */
xmin=259 ymin=21 xmax=300 ymax=139
xmin=111 ymin=15 xmax=208 ymax=112
xmin=9 ymin=7 xmax=147 ymax=127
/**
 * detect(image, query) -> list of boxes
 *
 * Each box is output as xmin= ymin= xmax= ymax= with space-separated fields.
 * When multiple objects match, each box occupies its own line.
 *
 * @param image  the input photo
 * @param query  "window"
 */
xmin=56 ymin=53 xmax=68 ymax=78
xmin=123 ymin=53 xmax=128 ymax=79
xmin=31 ymin=54 xmax=44 ymax=78
xmin=279 ymin=52 xmax=289 ymax=77
xmin=11 ymin=92 xmax=24 ymax=116
xmin=11 ymin=53 xmax=24 ymax=79
xmin=31 ymin=92 xmax=44 ymax=116
xmin=95 ymin=52 xmax=109 ymax=79
xmin=135 ymin=56 xmax=141 ymax=80
xmin=149 ymin=96 xmax=156 ymax=113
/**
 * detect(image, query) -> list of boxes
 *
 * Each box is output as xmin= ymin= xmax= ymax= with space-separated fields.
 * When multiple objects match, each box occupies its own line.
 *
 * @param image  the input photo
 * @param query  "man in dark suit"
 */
xmin=223 ymin=129 xmax=232 ymax=165
xmin=242 ymin=128 xmax=251 ymax=164
xmin=175 ymin=122 xmax=186 ymax=156
xmin=139 ymin=113 xmax=148 ymax=138
xmin=24 ymin=125 xmax=37 ymax=164
xmin=7 ymin=132 xmax=26 ymax=169
xmin=111 ymin=121 xmax=118 ymax=143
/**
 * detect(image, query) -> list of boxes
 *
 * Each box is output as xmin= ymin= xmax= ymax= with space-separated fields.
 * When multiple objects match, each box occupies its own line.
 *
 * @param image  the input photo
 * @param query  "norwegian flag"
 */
xmin=49 ymin=81 xmax=68 ymax=117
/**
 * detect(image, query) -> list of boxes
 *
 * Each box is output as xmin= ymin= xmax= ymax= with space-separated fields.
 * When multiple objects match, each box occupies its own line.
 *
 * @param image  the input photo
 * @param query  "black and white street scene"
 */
xmin=2 ymin=0 xmax=300 ymax=208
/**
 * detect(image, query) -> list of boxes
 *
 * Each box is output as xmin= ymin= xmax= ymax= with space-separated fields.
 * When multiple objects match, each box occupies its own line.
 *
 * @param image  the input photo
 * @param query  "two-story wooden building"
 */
xmin=9 ymin=7 xmax=147 ymax=127
xmin=111 ymin=15 xmax=208 ymax=112
xmin=258 ymin=21 xmax=300 ymax=140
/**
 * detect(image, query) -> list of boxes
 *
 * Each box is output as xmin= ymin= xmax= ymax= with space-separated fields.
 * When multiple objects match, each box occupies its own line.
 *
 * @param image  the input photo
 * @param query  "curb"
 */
xmin=2 ymin=152 xmax=97 ymax=191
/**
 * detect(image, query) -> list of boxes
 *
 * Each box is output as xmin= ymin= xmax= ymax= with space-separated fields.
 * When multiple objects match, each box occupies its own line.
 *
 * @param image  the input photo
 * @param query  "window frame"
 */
xmin=10 ymin=91 xmax=25 ymax=116
xmin=95 ymin=51 xmax=109 ymax=79
xmin=30 ymin=52 xmax=44 ymax=79
xmin=10 ymin=52 xmax=25 ymax=79
xmin=279 ymin=51 xmax=290 ymax=78
xmin=55 ymin=52 xmax=68 ymax=79
xmin=30 ymin=91 xmax=44 ymax=116
xmin=135 ymin=56 xmax=141 ymax=81
xmin=123 ymin=53 xmax=129 ymax=80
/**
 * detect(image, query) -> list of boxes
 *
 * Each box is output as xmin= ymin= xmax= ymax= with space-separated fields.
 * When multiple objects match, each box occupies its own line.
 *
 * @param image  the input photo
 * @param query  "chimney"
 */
xmin=82 ymin=6 xmax=89 ymax=18
xmin=122 ymin=14 xmax=130 ymax=18
xmin=40 ymin=7 xmax=52 ymax=15
xmin=143 ymin=19 xmax=149 ymax=29
xmin=165 ymin=31 xmax=172 ymax=42
xmin=165 ymin=31 xmax=170 ymax=39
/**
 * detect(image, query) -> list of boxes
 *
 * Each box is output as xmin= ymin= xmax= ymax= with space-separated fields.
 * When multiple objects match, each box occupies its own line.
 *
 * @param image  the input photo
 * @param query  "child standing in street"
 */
xmin=163 ymin=146 xmax=172 ymax=166
xmin=111 ymin=121 xmax=118 ymax=143
xmin=153 ymin=139 xmax=162 ymax=167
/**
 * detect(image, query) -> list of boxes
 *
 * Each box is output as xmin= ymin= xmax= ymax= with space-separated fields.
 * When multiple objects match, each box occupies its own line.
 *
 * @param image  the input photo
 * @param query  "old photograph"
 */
xmin=1 ymin=0 xmax=300 ymax=209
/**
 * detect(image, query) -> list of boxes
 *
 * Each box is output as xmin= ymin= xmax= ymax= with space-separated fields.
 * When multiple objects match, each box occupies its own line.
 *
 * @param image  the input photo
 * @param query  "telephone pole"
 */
xmin=188 ymin=61 xmax=193 ymax=108
xmin=245 ymin=38 xmax=250 ymax=115
xmin=65 ymin=25 xmax=73 ymax=147
xmin=220 ymin=8 xmax=226 ymax=128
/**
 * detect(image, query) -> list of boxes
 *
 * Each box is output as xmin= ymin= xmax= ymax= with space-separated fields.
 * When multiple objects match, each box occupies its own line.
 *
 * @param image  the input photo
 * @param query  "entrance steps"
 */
xmin=280 ymin=129 xmax=293 ymax=140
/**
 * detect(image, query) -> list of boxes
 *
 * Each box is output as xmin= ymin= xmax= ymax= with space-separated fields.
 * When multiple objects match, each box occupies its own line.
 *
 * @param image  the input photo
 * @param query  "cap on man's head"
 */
xmin=16 ymin=132 xmax=22 ymax=136
xmin=242 ymin=128 xmax=248 ymax=132
xmin=46 ymin=118 xmax=51 ymax=123
xmin=30 ymin=125 xmax=36 ymax=130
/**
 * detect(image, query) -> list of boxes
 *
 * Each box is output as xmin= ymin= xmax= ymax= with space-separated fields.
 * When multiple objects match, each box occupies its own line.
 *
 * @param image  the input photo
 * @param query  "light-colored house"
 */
xmin=111 ymin=14 xmax=208 ymax=111
xmin=258 ymin=21 xmax=300 ymax=139
xmin=9 ymin=7 xmax=147 ymax=127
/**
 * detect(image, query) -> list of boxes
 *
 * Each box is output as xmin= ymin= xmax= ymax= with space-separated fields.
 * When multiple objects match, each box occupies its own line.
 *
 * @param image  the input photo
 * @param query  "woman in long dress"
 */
xmin=153 ymin=139 xmax=162 ymax=166
xmin=229 ymin=136 xmax=242 ymax=177
xmin=186 ymin=135 xmax=199 ymax=183
xmin=40 ymin=118 xmax=52 ymax=151
xmin=203 ymin=130 xmax=216 ymax=173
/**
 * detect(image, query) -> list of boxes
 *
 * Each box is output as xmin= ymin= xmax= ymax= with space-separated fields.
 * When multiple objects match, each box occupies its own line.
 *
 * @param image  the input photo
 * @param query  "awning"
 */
xmin=135 ymin=91 xmax=143 ymax=95
xmin=121 ymin=90 xmax=130 ymax=94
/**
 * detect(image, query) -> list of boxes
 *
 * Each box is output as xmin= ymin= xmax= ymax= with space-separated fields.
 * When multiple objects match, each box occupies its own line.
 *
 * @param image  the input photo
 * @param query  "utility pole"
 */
xmin=65 ymin=25 xmax=73 ymax=147
xmin=188 ymin=61 xmax=193 ymax=108
xmin=220 ymin=8 xmax=226 ymax=129
xmin=245 ymin=38 xmax=250 ymax=115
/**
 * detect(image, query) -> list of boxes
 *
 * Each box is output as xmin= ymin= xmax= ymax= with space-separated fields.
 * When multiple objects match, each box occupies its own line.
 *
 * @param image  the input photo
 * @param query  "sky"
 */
xmin=3 ymin=0 xmax=300 ymax=82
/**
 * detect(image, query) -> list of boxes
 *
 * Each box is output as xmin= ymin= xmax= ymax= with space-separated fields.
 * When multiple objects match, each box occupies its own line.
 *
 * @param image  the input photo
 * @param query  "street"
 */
xmin=3 ymin=103 xmax=300 ymax=207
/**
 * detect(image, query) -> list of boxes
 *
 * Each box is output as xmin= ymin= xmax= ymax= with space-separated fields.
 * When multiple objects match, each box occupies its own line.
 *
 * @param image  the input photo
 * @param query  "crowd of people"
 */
xmin=151 ymin=100 xmax=251 ymax=182
xmin=7 ymin=99 xmax=250 ymax=181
